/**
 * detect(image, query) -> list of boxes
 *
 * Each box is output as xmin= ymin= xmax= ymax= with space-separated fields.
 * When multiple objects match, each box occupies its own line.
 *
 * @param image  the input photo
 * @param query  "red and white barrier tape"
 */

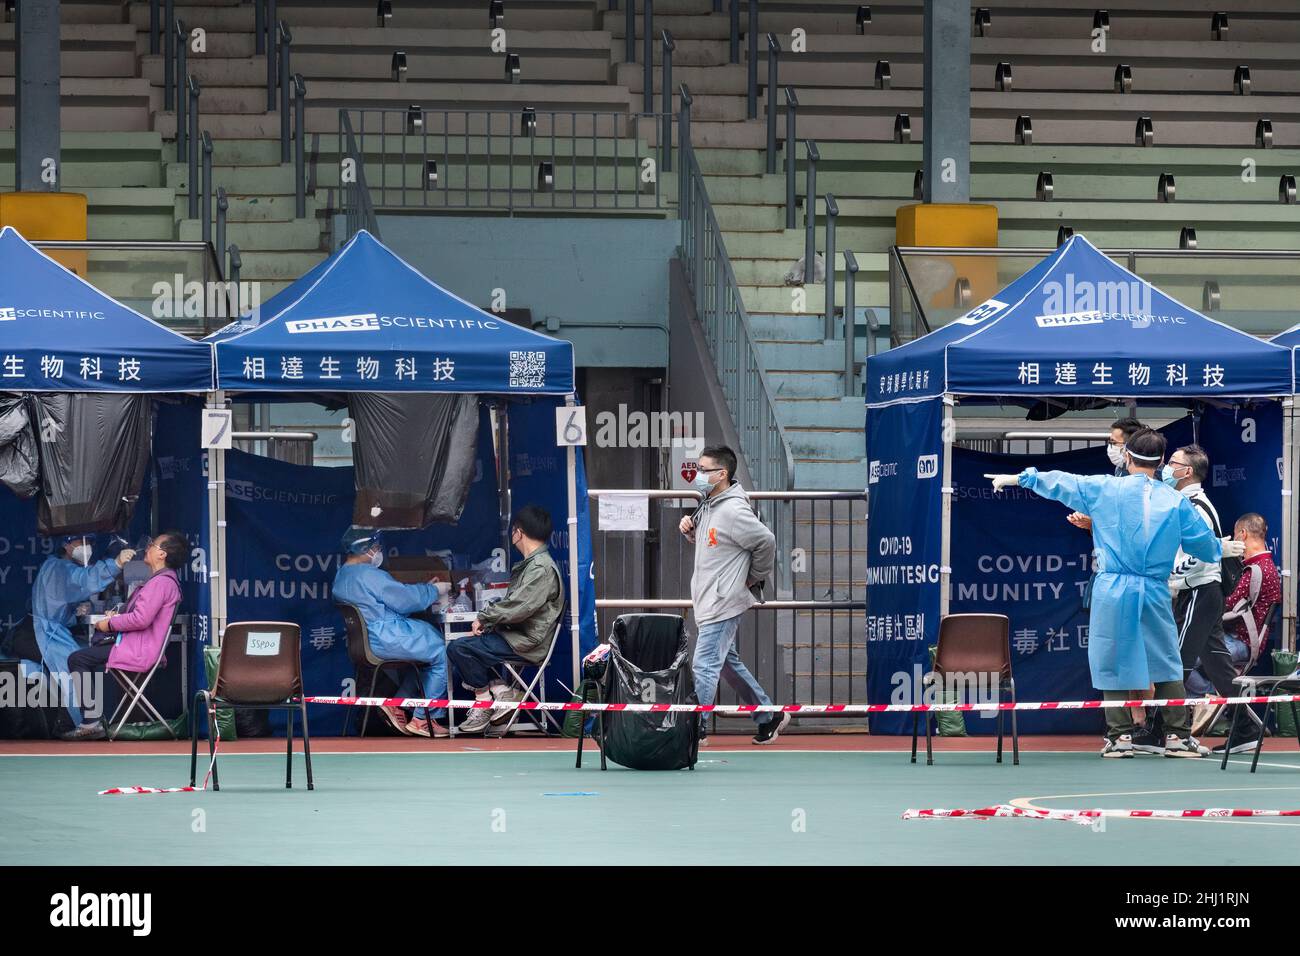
xmin=99 ymin=702 xmax=222 ymax=797
xmin=904 ymin=805 xmax=1300 ymax=826
xmin=300 ymin=693 xmax=1300 ymax=714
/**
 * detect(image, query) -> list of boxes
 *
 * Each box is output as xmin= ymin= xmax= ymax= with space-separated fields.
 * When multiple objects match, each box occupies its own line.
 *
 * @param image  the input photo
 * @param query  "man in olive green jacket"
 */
xmin=448 ymin=504 xmax=564 ymax=733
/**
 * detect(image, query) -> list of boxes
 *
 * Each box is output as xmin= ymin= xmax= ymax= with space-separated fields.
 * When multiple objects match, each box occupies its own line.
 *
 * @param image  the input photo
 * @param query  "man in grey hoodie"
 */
xmin=679 ymin=445 xmax=785 ymax=744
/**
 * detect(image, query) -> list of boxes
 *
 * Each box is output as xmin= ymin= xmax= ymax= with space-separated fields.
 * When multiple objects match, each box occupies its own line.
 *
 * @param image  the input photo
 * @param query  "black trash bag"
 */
xmin=32 ymin=393 xmax=153 ymax=535
xmin=0 ymin=394 xmax=38 ymax=498
xmin=348 ymin=393 xmax=479 ymax=529
xmin=599 ymin=614 xmax=700 ymax=771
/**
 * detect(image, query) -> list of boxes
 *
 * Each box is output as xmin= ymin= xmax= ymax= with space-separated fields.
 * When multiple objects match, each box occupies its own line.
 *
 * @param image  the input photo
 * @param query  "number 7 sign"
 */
xmin=202 ymin=409 xmax=233 ymax=449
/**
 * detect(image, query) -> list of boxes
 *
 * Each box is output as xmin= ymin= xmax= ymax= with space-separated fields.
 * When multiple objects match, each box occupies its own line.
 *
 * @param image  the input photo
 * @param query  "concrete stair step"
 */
xmin=179 ymin=217 xmax=323 ymax=250
xmin=792 ymin=459 xmax=867 ymax=491
xmin=686 ymin=120 xmax=765 ymax=149
xmin=136 ymin=31 xmax=257 ymax=59
xmin=767 ymin=369 xmax=844 ymax=399
xmin=130 ymin=4 xmax=598 ymax=31
xmin=759 ymin=338 xmax=868 ymax=371
xmin=751 ymin=313 xmax=826 ymax=341
xmin=693 ymin=147 xmax=765 ymax=175
xmin=235 ymin=250 xmax=330 ymax=281
xmin=178 ymin=193 xmax=320 ymax=223
xmin=0 ymin=162 xmax=162 ymax=189
xmin=711 ymin=204 xmax=783 ymax=231
xmin=729 ymin=256 xmax=889 ymax=287
xmin=757 ymin=339 xmax=866 ymax=370
xmin=168 ymin=162 xmax=299 ymax=195
xmin=702 ymin=172 xmax=788 ymax=204
xmin=740 ymin=282 xmax=887 ymax=313
xmin=141 ymin=54 xmax=268 ymax=88
xmin=616 ymin=61 xmax=746 ymax=95
xmin=603 ymin=11 xmax=732 ymax=41
xmin=154 ymin=111 xmax=282 ymax=140
xmin=611 ymin=38 xmax=730 ymax=68
xmin=777 ymin=396 xmax=866 ymax=429
xmin=786 ymin=428 xmax=866 ymax=461
xmin=209 ymin=138 xmax=284 ymax=165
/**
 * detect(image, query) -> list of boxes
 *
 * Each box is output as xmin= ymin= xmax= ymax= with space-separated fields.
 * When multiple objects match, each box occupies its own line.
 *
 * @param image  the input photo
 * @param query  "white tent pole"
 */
xmin=939 ymin=394 xmax=955 ymax=620
xmin=565 ymin=393 xmax=581 ymax=688
xmin=1284 ymin=398 xmax=1296 ymax=653
xmin=206 ymin=389 xmax=227 ymax=647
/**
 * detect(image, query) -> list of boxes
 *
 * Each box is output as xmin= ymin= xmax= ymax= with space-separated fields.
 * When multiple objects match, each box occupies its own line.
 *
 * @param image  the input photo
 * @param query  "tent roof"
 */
xmin=867 ymin=234 xmax=1293 ymax=407
xmin=209 ymin=230 xmax=575 ymax=394
xmin=0 ymin=226 xmax=212 ymax=392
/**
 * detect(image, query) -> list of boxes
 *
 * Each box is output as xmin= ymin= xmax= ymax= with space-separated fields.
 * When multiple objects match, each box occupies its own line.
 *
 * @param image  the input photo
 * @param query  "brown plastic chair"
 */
xmin=911 ymin=613 xmax=1018 ymax=766
xmin=336 ymin=602 xmax=433 ymax=737
xmin=189 ymin=621 xmax=312 ymax=791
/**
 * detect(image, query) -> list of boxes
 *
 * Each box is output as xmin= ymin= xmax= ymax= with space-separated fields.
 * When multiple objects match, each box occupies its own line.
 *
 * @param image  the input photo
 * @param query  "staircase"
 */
xmin=606 ymin=0 xmax=868 ymax=490
xmin=128 ymin=0 xmax=328 ymax=304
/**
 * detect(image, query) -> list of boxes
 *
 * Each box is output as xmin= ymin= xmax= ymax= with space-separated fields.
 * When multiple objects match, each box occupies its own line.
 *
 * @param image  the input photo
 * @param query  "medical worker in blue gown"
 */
xmin=988 ymin=427 xmax=1245 ymax=759
xmin=332 ymin=528 xmax=450 ymax=738
xmin=32 ymin=535 xmax=134 ymax=734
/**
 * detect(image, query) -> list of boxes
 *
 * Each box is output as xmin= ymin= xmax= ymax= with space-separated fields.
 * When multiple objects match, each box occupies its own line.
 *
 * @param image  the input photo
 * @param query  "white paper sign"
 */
xmin=598 ymin=493 xmax=649 ymax=531
xmin=555 ymin=405 xmax=588 ymax=446
xmin=245 ymin=631 xmax=281 ymax=656
xmin=202 ymin=408 xmax=233 ymax=450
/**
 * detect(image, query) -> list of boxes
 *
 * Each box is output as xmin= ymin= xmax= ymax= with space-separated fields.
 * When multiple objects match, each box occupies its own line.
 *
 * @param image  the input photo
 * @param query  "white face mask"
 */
xmin=71 ymin=544 xmax=92 ymax=567
xmin=1106 ymin=444 xmax=1125 ymax=468
xmin=369 ymin=550 xmax=384 ymax=568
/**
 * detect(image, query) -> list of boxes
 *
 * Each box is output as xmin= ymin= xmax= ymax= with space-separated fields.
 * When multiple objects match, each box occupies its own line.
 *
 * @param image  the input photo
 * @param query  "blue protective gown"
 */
xmin=331 ymin=562 xmax=447 ymax=718
xmin=1018 ymin=468 xmax=1223 ymax=690
xmin=32 ymin=555 xmax=119 ymax=724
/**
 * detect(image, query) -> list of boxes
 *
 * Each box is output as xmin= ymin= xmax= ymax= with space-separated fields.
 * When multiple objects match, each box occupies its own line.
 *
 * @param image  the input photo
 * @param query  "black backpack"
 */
xmin=1191 ymin=498 xmax=1243 ymax=597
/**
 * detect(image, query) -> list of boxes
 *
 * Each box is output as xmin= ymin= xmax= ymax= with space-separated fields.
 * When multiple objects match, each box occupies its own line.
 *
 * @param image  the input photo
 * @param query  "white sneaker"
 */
xmin=1100 ymin=734 xmax=1134 ymax=758
xmin=457 ymin=705 xmax=495 ymax=734
xmin=489 ymin=685 xmax=525 ymax=726
xmin=60 ymin=722 xmax=106 ymax=741
xmin=1164 ymin=734 xmax=1207 ymax=758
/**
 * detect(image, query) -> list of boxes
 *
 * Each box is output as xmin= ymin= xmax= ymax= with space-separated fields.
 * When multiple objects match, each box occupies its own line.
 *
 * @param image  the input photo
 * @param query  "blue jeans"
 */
xmin=692 ymin=615 xmax=772 ymax=725
xmin=391 ymin=649 xmax=447 ymax=721
xmin=446 ymin=632 xmax=519 ymax=692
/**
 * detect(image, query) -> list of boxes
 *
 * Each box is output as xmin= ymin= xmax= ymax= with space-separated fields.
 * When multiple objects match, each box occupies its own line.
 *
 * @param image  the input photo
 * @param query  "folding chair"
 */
xmin=912 ymin=613 xmax=1018 ymax=766
xmin=490 ymin=611 xmax=566 ymax=736
xmin=104 ymin=606 xmax=180 ymax=740
xmin=1196 ymin=572 xmax=1277 ymax=740
xmin=336 ymin=602 xmax=431 ymax=737
xmin=190 ymin=621 xmax=313 ymax=791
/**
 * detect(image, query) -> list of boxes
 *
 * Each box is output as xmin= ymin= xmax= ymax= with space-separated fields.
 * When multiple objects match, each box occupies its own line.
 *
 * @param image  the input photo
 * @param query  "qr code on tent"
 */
xmin=509 ymin=350 xmax=546 ymax=388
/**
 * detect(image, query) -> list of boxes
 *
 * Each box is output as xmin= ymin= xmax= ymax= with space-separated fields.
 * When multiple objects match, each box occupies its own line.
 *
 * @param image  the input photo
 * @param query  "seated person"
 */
xmin=448 ymin=505 xmax=564 ymax=734
xmin=332 ymin=528 xmax=450 ymax=738
xmin=1187 ymin=513 xmax=1281 ymax=696
xmin=33 ymin=534 xmax=135 ymax=737
xmin=64 ymin=532 xmax=184 ymax=740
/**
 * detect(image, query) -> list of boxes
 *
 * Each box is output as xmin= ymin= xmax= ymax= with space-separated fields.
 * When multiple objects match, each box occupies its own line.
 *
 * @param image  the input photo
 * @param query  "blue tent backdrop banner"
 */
xmin=864 ymin=398 xmax=945 ymax=735
xmin=0 ymin=227 xmax=212 ymax=392
xmin=209 ymin=230 xmax=575 ymax=395
xmin=220 ymin=398 xmax=596 ymax=736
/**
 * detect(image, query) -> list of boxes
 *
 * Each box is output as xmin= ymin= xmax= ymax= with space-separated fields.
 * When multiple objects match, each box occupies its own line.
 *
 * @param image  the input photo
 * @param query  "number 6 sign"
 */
xmin=556 ymin=405 xmax=587 ymax=447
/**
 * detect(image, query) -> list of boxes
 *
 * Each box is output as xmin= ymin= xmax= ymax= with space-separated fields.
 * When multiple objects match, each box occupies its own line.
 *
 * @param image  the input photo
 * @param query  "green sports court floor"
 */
xmin=3 ymin=737 xmax=1298 ymax=865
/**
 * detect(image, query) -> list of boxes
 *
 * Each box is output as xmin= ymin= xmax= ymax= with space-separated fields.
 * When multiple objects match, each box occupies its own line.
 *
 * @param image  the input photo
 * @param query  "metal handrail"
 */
xmin=677 ymin=129 xmax=796 ymax=502
xmin=337 ymin=106 xmax=674 ymax=213
xmin=338 ymin=109 xmax=381 ymax=240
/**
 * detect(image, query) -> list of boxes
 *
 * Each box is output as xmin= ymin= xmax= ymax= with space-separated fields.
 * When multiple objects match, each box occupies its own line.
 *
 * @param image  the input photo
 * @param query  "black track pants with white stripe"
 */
xmin=1174 ymin=583 xmax=1234 ymax=697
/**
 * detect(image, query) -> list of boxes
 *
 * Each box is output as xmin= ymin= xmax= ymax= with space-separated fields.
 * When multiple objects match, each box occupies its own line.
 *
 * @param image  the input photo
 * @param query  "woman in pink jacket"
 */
xmin=63 ymin=531 xmax=188 ymax=739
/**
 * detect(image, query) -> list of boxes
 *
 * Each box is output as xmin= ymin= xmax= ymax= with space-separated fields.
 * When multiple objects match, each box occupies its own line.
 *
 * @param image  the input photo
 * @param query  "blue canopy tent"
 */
xmin=0 ymin=226 xmax=212 ymax=392
xmin=867 ymin=234 xmax=1296 ymax=732
xmin=205 ymin=230 xmax=593 ymax=701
